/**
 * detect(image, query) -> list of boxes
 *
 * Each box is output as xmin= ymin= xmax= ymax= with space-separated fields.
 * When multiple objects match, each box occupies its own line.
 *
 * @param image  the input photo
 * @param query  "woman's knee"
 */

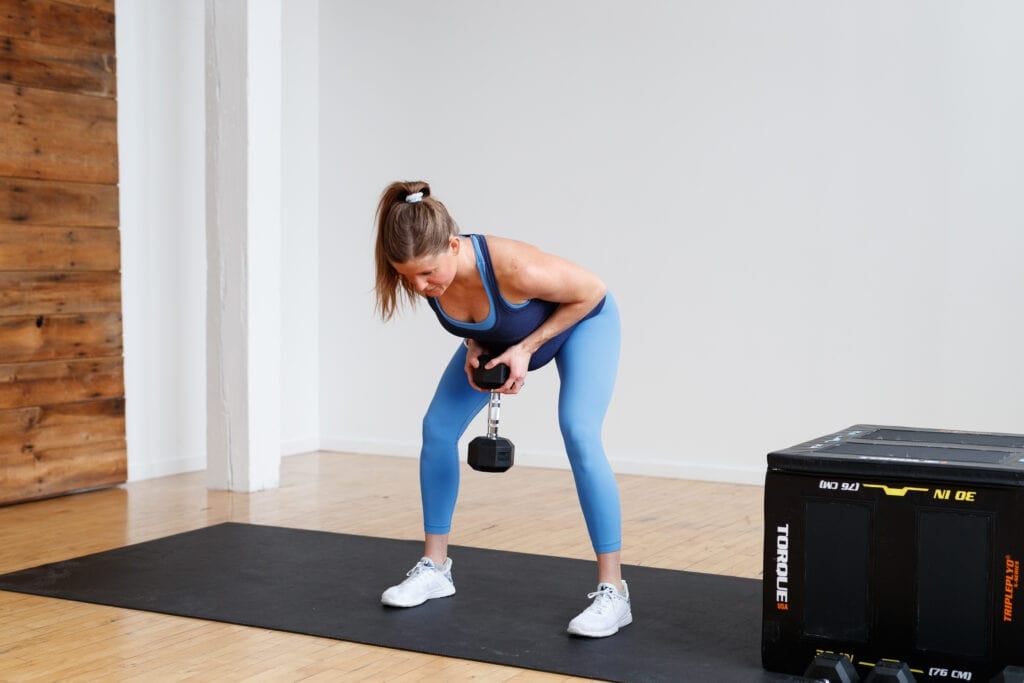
xmin=560 ymin=416 xmax=602 ymax=449
xmin=422 ymin=411 xmax=459 ymax=452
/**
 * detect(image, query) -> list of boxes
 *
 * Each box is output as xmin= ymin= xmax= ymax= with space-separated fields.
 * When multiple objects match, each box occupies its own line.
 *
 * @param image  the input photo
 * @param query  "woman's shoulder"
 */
xmin=483 ymin=235 xmax=570 ymax=297
xmin=478 ymin=234 xmax=539 ymax=258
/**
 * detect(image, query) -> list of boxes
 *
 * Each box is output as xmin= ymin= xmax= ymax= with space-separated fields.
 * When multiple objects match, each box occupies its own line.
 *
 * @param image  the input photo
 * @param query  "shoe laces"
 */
xmin=406 ymin=559 xmax=435 ymax=578
xmin=585 ymin=584 xmax=621 ymax=615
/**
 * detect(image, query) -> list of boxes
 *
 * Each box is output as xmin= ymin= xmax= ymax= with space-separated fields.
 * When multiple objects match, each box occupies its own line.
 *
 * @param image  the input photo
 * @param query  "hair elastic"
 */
xmin=405 ymin=191 xmax=424 ymax=204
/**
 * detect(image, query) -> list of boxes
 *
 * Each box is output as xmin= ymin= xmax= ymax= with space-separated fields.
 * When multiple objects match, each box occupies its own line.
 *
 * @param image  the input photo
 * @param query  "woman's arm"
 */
xmin=483 ymin=236 xmax=606 ymax=393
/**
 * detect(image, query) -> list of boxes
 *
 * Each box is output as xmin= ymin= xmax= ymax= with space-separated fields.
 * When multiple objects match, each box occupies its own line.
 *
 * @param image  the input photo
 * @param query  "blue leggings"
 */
xmin=419 ymin=294 xmax=622 ymax=553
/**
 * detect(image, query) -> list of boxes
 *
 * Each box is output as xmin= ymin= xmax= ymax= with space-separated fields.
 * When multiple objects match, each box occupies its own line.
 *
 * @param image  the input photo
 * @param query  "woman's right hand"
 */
xmin=463 ymin=338 xmax=486 ymax=391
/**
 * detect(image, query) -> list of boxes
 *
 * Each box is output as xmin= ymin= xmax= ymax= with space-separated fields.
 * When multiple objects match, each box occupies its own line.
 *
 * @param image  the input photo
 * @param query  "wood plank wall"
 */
xmin=0 ymin=0 xmax=124 ymax=505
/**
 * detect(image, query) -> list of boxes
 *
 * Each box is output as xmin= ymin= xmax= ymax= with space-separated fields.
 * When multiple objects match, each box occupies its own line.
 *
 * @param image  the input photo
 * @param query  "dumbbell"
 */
xmin=991 ymin=666 xmax=1024 ymax=683
xmin=467 ymin=354 xmax=515 ymax=473
xmin=864 ymin=661 xmax=915 ymax=683
xmin=803 ymin=653 xmax=860 ymax=683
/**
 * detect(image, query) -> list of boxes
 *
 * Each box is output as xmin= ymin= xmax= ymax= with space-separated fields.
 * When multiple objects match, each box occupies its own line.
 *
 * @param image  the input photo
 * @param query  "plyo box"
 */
xmin=762 ymin=425 xmax=1024 ymax=682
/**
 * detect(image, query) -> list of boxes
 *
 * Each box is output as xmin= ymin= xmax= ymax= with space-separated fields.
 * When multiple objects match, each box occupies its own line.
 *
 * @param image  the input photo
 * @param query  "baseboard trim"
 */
xmin=281 ymin=437 xmax=320 ymax=457
xmin=128 ymin=455 xmax=206 ymax=482
xmin=318 ymin=438 xmax=765 ymax=486
xmin=127 ymin=439 xmax=766 ymax=486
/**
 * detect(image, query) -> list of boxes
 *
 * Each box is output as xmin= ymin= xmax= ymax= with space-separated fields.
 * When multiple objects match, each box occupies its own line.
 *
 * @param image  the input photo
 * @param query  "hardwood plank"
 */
xmin=0 ymin=83 xmax=116 ymax=139
xmin=0 ymin=271 xmax=121 ymax=315
xmin=56 ymin=0 xmax=113 ymax=13
xmin=0 ymin=396 xmax=124 ymax=452
xmin=0 ymin=312 xmax=122 ymax=363
xmin=0 ymin=176 xmax=118 ymax=226
xmin=0 ymin=83 xmax=117 ymax=183
xmin=1 ymin=35 xmax=115 ymax=96
xmin=0 ymin=224 xmax=119 ymax=271
xmin=0 ymin=0 xmax=115 ymax=53
xmin=0 ymin=436 xmax=125 ymax=503
xmin=0 ymin=357 xmax=123 ymax=409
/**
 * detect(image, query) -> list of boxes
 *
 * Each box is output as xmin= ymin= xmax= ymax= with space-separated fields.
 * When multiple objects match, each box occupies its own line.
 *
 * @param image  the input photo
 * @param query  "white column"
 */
xmin=205 ymin=0 xmax=282 ymax=491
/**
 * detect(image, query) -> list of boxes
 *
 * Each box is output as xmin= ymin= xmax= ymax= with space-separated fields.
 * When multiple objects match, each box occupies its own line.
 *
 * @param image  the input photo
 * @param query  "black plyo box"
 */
xmin=762 ymin=425 xmax=1024 ymax=682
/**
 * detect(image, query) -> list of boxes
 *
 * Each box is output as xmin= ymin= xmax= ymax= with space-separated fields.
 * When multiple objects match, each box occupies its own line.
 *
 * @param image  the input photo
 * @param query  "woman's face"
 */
xmin=391 ymin=239 xmax=460 ymax=298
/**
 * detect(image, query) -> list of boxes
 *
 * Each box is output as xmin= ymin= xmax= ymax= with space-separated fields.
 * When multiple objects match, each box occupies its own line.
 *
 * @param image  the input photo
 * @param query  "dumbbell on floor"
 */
xmin=467 ymin=354 xmax=515 ymax=473
xmin=864 ymin=661 xmax=914 ymax=683
xmin=803 ymin=653 xmax=859 ymax=683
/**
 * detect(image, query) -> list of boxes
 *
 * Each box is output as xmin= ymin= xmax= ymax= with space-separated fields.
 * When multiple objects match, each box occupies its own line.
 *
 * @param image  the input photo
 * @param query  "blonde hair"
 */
xmin=374 ymin=180 xmax=460 ymax=320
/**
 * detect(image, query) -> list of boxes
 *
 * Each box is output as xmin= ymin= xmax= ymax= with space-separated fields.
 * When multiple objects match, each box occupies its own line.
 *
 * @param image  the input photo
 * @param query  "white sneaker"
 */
xmin=567 ymin=580 xmax=632 ymax=637
xmin=381 ymin=557 xmax=456 ymax=607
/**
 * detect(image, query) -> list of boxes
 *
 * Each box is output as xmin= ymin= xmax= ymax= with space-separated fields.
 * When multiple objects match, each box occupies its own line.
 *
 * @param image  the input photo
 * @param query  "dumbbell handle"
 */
xmin=471 ymin=354 xmax=508 ymax=440
xmin=486 ymin=390 xmax=501 ymax=438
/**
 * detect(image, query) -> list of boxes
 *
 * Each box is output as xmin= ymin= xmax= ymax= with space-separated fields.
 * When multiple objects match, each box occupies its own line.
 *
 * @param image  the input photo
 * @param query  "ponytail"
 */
xmin=374 ymin=181 xmax=459 ymax=319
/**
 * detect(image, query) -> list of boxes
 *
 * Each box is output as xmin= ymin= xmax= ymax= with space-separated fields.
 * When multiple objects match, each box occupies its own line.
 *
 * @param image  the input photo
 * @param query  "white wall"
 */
xmin=118 ymin=0 xmax=319 ymax=480
xmin=117 ymin=0 xmax=207 ymax=480
xmin=116 ymin=1 xmax=1024 ymax=486
xmin=319 ymin=1 xmax=1024 ymax=483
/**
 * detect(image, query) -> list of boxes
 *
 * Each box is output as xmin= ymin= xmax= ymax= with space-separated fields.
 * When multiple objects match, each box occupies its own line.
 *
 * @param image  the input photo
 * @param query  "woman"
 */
xmin=374 ymin=180 xmax=630 ymax=638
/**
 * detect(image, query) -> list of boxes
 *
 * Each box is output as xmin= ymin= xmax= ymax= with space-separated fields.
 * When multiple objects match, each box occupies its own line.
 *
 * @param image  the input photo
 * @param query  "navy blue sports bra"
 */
xmin=427 ymin=234 xmax=604 ymax=370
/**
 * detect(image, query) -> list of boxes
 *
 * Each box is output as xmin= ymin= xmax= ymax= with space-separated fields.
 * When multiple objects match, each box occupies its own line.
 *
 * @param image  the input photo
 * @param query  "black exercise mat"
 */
xmin=0 ymin=523 xmax=790 ymax=682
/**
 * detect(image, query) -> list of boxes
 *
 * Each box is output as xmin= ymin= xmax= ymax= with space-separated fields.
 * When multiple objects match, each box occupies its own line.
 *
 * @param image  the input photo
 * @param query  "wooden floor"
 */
xmin=0 ymin=452 xmax=765 ymax=682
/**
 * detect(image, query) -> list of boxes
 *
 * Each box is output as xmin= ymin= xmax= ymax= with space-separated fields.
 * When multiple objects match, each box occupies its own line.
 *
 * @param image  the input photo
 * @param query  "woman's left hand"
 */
xmin=486 ymin=344 xmax=532 ymax=394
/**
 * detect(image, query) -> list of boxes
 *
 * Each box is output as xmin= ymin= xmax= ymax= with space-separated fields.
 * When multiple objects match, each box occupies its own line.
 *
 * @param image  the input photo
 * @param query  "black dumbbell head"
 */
xmin=804 ymin=653 xmax=860 ymax=683
xmin=468 ymin=436 xmax=514 ymax=472
xmin=991 ymin=666 xmax=1024 ymax=683
xmin=473 ymin=354 xmax=510 ymax=390
xmin=864 ymin=661 xmax=915 ymax=683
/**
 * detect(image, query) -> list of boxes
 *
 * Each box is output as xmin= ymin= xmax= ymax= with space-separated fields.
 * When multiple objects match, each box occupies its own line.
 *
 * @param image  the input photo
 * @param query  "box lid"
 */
xmin=767 ymin=425 xmax=1024 ymax=486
